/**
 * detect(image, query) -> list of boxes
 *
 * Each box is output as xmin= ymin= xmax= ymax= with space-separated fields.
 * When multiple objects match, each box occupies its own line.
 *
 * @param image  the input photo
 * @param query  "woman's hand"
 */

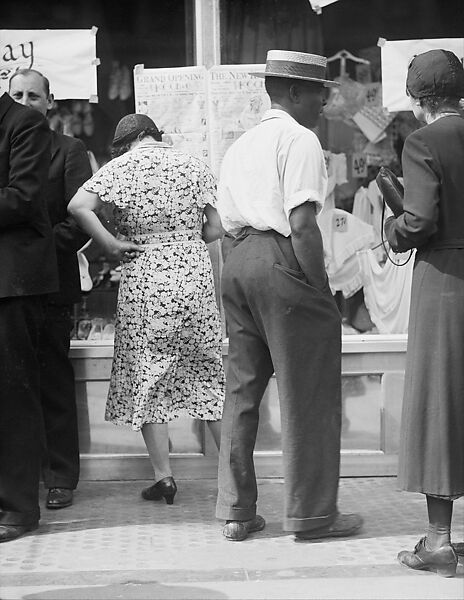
xmin=202 ymin=203 xmax=225 ymax=244
xmin=104 ymin=239 xmax=144 ymax=263
xmin=68 ymin=188 xmax=144 ymax=262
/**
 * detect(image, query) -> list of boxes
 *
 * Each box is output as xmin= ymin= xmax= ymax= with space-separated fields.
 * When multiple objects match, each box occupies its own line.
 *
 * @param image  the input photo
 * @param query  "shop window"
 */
xmin=220 ymin=0 xmax=323 ymax=64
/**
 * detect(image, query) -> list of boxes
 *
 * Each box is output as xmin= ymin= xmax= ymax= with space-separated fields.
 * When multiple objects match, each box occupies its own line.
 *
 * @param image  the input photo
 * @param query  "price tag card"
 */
xmin=352 ymin=153 xmax=368 ymax=178
xmin=365 ymin=82 xmax=382 ymax=106
xmin=333 ymin=213 xmax=348 ymax=233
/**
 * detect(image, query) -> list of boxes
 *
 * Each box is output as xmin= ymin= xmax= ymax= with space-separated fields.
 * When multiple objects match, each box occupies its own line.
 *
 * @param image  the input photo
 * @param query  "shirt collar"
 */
xmin=260 ymin=108 xmax=298 ymax=125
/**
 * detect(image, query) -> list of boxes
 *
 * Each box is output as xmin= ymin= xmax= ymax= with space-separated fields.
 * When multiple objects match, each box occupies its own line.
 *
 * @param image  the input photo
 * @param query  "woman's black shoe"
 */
xmin=141 ymin=477 xmax=177 ymax=504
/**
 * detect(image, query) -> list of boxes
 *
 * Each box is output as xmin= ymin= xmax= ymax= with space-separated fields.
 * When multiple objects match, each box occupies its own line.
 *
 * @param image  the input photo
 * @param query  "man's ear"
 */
xmin=288 ymin=83 xmax=301 ymax=104
xmin=46 ymin=93 xmax=55 ymax=112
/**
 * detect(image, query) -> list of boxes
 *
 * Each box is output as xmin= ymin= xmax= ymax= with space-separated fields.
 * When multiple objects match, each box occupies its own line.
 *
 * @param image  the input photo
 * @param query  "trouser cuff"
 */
xmin=216 ymin=505 xmax=256 ymax=521
xmin=43 ymin=479 xmax=77 ymax=490
xmin=0 ymin=508 xmax=40 ymax=526
xmin=284 ymin=509 xmax=337 ymax=533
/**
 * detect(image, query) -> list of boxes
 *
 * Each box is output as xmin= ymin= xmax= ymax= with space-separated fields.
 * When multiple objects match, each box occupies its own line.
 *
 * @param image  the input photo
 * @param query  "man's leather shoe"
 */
xmin=223 ymin=515 xmax=265 ymax=541
xmin=398 ymin=537 xmax=457 ymax=577
xmin=452 ymin=542 xmax=464 ymax=557
xmin=46 ymin=488 xmax=73 ymax=509
xmin=0 ymin=523 xmax=38 ymax=543
xmin=295 ymin=512 xmax=363 ymax=541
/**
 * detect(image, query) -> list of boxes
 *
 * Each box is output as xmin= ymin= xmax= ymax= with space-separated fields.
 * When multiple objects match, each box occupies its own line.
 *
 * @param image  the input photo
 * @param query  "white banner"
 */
xmin=380 ymin=38 xmax=464 ymax=112
xmin=134 ymin=65 xmax=209 ymax=162
xmin=0 ymin=29 xmax=98 ymax=100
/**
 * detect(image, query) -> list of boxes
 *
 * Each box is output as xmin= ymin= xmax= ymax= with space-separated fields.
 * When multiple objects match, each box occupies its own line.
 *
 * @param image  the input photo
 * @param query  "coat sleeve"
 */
xmin=0 ymin=109 xmax=51 ymax=228
xmin=53 ymin=138 xmax=93 ymax=253
xmin=385 ymin=130 xmax=440 ymax=252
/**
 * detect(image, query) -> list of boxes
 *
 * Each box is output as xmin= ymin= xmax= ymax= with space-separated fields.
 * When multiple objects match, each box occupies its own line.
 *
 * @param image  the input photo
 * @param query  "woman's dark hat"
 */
xmin=406 ymin=49 xmax=464 ymax=99
xmin=112 ymin=113 xmax=160 ymax=146
xmin=252 ymin=50 xmax=339 ymax=87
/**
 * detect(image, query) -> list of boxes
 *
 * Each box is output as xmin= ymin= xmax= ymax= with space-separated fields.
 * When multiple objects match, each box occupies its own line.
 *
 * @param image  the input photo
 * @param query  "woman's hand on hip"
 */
xmin=105 ymin=239 xmax=144 ymax=263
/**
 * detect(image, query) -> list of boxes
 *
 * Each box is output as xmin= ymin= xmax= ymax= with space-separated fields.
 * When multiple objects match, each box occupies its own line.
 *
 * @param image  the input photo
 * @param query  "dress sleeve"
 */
xmin=197 ymin=160 xmax=217 ymax=207
xmin=82 ymin=160 xmax=118 ymax=204
xmin=385 ymin=131 xmax=439 ymax=252
xmin=281 ymin=131 xmax=327 ymax=218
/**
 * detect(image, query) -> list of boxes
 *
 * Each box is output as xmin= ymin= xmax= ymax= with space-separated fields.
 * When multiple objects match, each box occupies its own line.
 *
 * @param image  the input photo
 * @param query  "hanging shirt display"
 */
xmin=357 ymin=248 xmax=415 ymax=334
xmin=352 ymin=179 xmax=393 ymax=263
xmin=318 ymin=208 xmax=375 ymax=297
xmin=323 ymin=150 xmax=348 ymax=211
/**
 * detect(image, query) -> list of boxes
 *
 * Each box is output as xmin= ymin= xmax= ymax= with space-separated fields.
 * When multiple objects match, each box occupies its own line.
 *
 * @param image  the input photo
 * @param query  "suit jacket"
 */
xmin=47 ymin=131 xmax=92 ymax=305
xmin=0 ymin=93 xmax=58 ymax=298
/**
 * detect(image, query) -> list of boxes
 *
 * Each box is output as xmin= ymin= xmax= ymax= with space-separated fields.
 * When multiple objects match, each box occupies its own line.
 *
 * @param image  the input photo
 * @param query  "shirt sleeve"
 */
xmin=385 ymin=131 xmax=439 ymax=252
xmin=281 ymin=131 xmax=328 ymax=218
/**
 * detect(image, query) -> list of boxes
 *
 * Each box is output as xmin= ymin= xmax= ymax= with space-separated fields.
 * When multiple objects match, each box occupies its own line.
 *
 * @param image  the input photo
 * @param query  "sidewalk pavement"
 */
xmin=0 ymin=477 xmax=463 ymax=600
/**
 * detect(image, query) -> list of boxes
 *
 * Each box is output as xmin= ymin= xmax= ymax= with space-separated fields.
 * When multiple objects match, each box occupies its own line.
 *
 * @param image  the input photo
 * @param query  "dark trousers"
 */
xmin=216 ymin=229 xmax=342 ymax=532
xmin=0 ymin=295 xmax=45 ymax=526
xmin=38 ymin=303 xmax=79 ymax=490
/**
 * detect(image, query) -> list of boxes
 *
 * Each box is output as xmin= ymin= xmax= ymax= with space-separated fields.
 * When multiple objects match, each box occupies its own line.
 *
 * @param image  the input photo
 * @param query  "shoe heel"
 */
xmin=436 ymin=563 xmax=457 ymax=578
xmin=164 ymin=493 xmax=175 ymax=505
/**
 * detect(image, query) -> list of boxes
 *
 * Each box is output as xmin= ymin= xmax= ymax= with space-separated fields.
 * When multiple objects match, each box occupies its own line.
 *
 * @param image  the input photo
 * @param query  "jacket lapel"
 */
xmin=50 ymin=130 xmax=60 ymax=161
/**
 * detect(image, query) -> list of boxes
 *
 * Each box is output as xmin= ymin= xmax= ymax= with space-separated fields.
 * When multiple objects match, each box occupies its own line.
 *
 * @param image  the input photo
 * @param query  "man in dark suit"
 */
xmin=9 ymin=69 xmax=92 ymax=510
xmin=0 ymin=91 xmax=58 ymax=542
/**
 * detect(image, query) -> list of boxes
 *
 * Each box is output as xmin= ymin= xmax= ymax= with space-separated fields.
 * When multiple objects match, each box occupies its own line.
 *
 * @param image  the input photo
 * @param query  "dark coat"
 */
xmin=0 ymin=93 xmax=58 ymax=298
xmin=385 ymin=115 xmax=464 ymax=496
xmin=47 ymin=131 xmax=92 ymax=305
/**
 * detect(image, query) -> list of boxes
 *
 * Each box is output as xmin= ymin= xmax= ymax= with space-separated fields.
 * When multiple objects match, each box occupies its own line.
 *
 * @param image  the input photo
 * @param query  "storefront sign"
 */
xmin=207 ymin=65 xmax=269 ymax=174
xmin=134 ymin=64 xmax=269 ymax=173
xmin=0 ymin=29 xmax=98 ymax=100
xmin=134 ymin=65 xmax=209 ymax=161
xmin=379 ymin=37 xmax=464 ymax=112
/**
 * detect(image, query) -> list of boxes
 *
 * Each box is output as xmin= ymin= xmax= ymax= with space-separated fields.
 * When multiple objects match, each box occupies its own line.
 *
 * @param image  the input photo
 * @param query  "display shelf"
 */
xmin=70 ymin=334 xmax=407 ymax=479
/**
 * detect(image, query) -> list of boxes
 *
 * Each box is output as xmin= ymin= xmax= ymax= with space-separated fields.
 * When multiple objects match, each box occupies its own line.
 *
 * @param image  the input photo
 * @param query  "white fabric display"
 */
xmin=323 ymin=151 xmax=348 ymax=211
xmin=317 ymin=208 xmax=375 ymax=297
xmin=327 ymin=253 xmax=365 ymax=298
xmin=352 ymin=180 xmax=392 ymax=263
xmin=358 ymin=248 xmax=415 ymax=334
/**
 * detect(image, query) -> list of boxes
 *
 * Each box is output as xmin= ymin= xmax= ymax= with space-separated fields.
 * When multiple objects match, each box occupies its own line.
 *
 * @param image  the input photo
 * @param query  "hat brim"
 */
xmin=251 ymin=71 xmax=339 ymax=87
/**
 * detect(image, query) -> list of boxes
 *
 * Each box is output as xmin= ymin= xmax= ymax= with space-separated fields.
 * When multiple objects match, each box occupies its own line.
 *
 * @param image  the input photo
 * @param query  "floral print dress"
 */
xmin=83 ymin=141 xmax=225 ymax=429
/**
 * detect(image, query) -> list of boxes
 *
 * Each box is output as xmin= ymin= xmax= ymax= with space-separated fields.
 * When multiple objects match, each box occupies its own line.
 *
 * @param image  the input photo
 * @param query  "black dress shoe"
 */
xmin=141 ymin=477 xmax=177 ymax=504
xmin=398 ymin=537 xmax=458 ymax=577
xmin=295 ymin=513 xmax=363 ymax=541
xmin=46 ymin=488 xmax=73 ymax=509
xmin=0 ymin=523 xmax=38 ymax=543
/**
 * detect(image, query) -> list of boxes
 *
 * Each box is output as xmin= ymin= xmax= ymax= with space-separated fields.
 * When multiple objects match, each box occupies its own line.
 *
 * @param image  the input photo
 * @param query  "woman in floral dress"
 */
xmin=69 ymin=114 xmax=225 ymax=503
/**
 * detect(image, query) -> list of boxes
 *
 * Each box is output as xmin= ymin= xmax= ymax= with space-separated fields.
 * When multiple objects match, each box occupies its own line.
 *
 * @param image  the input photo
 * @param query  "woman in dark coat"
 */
xmin=385 ymin=49 xmax=464 ymax=577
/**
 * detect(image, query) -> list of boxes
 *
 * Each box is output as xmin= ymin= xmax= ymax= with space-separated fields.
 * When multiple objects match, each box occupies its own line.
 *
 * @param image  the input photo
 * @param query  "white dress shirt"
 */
xmin=217 ymin=109 xmax=328 ymax=237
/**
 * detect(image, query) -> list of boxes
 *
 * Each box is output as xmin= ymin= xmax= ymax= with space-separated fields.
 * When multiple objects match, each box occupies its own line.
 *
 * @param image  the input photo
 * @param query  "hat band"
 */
xmin=265 ymin=59 xmax=327 ymax=81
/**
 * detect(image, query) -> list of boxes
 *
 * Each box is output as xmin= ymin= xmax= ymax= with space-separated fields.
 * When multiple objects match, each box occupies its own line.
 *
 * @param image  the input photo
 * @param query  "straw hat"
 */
xmin=253 ymin=50 xmax=339 ymax=87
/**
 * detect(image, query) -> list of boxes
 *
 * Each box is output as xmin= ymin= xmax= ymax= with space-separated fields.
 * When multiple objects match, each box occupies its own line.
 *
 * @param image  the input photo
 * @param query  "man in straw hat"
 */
xmin=215 ymin=50 xmax=363 ymax=541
